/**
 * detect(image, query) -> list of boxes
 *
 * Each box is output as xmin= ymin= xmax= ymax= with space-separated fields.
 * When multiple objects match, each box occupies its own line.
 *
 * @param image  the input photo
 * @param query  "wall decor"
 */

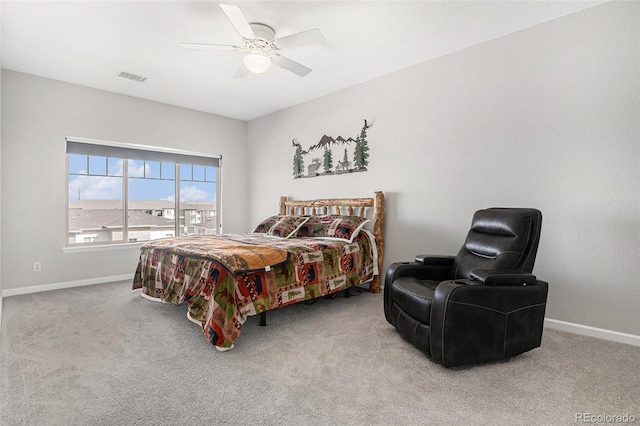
xmin=292 ymin=119 xmax=371 ymax=179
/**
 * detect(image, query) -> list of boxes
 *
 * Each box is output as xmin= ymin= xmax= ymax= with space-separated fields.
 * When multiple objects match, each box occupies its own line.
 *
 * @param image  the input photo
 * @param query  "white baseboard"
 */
xmin=1 ymin=274 xmax=135 ymax=298
xmin=545 ymin=318 xmax=640 ymax=347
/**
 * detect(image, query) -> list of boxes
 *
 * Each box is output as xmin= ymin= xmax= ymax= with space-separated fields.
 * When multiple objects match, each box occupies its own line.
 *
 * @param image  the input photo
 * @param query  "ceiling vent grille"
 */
xmin=118 ymin=71 xmax=147 ymax=83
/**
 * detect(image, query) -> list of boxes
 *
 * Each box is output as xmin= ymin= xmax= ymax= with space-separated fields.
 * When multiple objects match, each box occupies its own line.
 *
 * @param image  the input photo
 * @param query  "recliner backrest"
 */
xmin=449 ymin=208 xmax=542 ymax=279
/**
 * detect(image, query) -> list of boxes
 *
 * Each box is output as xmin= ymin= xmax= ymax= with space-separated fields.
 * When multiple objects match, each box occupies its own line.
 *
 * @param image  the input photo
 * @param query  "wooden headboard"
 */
xmin=278 ymin=191 xmax=384 ymax=293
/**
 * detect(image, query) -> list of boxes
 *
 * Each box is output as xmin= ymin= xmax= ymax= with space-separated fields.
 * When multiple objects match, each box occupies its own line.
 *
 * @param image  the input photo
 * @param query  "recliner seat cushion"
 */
xmin=389 ymin=277 xmax=439 ymax=324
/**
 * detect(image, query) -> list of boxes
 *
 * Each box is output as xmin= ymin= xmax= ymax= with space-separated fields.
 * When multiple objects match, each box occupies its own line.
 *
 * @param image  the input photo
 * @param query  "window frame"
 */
xmin=65 ymin=137 xmax=221 ymax=248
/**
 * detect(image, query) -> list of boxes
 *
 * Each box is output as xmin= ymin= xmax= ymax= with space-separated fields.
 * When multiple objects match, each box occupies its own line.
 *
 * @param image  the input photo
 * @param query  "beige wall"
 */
xmin=0 ymin=71 xmax=247 ymax=291
xmin=0 ymin=0 xmax=3 ymax=323
xmin=246 ymin=2 xmax=639 ymax=335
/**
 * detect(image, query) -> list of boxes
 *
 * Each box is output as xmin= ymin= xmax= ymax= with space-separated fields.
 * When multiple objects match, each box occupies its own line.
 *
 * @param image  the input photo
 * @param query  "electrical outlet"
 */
xmin=33 ymin=262 xmax=41 ymax=272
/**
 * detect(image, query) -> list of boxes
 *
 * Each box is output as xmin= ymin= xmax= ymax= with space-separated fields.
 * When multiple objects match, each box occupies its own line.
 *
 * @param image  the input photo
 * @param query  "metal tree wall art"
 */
xmin=292 ymin=142 xmax=305 ymax=177
xmin=292 ymin=119 xmax=371 ymax=179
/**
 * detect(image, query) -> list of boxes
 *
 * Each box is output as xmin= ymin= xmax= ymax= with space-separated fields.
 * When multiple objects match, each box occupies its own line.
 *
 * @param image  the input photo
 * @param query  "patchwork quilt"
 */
xmin=132 ymin=232 xmax=377 ymax=349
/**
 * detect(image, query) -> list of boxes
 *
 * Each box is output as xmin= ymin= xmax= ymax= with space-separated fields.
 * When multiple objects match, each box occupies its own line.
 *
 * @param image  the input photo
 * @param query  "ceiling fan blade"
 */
xmin=219 ymin=4 xmax=255 ymax=40
xmin=233 ymin=63 xmax=249 ymax=78
xmin=272 ymin=55 xmax=312 ymax=77
xmin=274 ymin=28 xmax=325 ymax=50
xmin=180 ymin=43 xmax=243 ymax=52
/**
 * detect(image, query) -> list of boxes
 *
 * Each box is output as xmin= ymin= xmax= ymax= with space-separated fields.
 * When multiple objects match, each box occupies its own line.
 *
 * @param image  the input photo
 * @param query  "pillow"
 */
xmin=292 ymin=215 xmax=336 ymax=238
xmin=252 ymin=215 xmax=282 ymax=233
xmin=266 ymin=215 xmax=310 ymax=238
xmin=292 ymin=215 xmax=370 ymax=243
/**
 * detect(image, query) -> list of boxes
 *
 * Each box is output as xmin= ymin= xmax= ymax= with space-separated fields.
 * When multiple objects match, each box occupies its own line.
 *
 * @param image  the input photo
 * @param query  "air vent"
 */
xmin=118 ymin=71 xmax=147 ymax=83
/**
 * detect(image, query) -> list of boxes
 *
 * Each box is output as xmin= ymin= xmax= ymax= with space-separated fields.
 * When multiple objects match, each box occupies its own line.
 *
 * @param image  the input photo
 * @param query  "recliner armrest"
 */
xmin=470 ymin=269 xmax=537 ymax=286
xmin=414 ymin=255 xmax=455 ymax=266
xmin=383 ymin=259 xmax=453 ymax=325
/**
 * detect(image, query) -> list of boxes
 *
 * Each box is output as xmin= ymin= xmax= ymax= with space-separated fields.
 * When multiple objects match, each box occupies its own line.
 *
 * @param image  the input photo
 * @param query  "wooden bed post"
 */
xmin=370 ymin=191 xmax=384 ymax=293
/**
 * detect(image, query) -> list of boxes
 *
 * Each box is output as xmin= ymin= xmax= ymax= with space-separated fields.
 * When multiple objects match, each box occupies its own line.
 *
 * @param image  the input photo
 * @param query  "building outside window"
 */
xmin=66 ymin=137 xmax=221 ymax=247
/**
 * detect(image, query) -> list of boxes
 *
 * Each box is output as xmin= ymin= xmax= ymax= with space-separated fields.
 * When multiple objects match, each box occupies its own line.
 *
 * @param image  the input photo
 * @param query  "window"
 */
xmin=66 ymin=137 xmax=221 ymax=247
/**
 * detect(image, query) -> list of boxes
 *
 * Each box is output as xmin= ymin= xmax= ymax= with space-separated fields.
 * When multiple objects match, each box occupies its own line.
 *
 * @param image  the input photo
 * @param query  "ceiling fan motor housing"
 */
xmin=246 ymin=23 xmax=277 ymax=51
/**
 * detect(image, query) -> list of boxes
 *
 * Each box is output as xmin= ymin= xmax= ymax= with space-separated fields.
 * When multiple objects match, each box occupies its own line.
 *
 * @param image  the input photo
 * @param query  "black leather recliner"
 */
xmin=384 ymin=208 xmax=548 ymax=368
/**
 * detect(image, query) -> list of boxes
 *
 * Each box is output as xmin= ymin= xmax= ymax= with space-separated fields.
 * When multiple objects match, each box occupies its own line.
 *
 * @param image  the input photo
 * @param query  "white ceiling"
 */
xmin=1 ymin=1 xmax=604 ymax=121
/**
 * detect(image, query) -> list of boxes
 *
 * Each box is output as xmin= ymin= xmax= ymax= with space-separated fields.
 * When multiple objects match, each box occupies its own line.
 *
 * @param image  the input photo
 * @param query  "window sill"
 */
xmin=62 ymin=242 xmax=142 ymax=254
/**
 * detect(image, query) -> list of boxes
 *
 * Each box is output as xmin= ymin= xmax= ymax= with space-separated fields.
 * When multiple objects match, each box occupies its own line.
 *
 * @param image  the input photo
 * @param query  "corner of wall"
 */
xmin=1 ymin=2 xmax=4 ymax=332
xmin=0 ymin=82 xmax=3 ymax=331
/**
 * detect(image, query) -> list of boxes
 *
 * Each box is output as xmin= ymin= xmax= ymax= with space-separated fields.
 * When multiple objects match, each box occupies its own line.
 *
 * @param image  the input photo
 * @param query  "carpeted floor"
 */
xmin=1 ymin=280 xmax=638 ymax=426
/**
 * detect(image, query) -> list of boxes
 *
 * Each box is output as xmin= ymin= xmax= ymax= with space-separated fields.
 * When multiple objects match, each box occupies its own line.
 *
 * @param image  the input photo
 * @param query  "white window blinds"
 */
xmin=66 ymin=137 xmax=221 ymax=168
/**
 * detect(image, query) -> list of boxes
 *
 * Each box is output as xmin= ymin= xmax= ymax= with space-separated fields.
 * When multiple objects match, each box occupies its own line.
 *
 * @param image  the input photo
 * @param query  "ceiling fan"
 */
xmin=181 ymin=4 xmax=325 ymax=78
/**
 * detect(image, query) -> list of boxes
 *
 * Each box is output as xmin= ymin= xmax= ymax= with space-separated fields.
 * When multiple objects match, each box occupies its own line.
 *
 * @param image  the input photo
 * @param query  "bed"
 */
xmin=132 ymin=192 xmax=385 ymax=350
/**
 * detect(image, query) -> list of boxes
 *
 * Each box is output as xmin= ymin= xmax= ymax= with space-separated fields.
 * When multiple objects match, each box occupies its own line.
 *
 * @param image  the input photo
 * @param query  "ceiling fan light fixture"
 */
xmin=243 ymin=51 xmax=272 ymax=74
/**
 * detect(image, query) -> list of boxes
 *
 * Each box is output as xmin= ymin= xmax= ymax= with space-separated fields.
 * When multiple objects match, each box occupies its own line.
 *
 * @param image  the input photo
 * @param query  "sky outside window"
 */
xmin=69 ymin=155 xmax=217 ymax=202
